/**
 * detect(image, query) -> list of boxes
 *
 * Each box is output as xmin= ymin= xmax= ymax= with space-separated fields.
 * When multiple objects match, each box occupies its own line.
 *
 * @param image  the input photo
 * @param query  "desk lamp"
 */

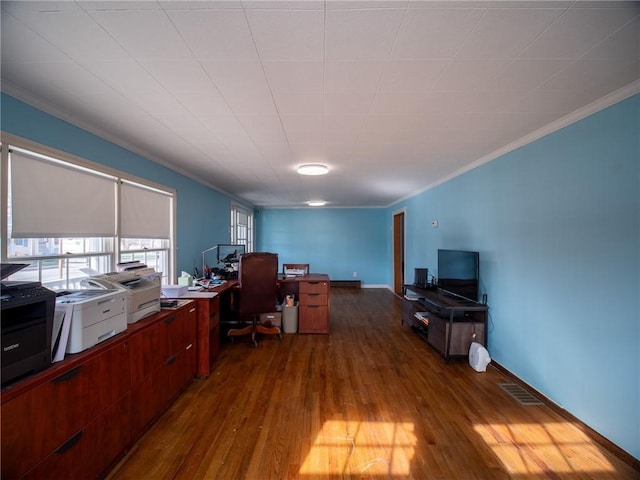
xmin=201 ymin=245 xmax=219 ymax=279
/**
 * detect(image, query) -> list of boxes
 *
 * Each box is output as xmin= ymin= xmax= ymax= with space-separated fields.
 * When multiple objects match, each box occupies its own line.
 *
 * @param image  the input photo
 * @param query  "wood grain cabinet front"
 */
xmin=298 ymin=280 xmax=330 ymax=334
xmin=1 ymin=338 xmax=130 ymax=480
xmin=129 ymin=303 xmax=197 ymax=441
xmin=1 ymin=302 xmax=197 ymax=480
xmin=166 ymin=293 xmax=219 ymax=378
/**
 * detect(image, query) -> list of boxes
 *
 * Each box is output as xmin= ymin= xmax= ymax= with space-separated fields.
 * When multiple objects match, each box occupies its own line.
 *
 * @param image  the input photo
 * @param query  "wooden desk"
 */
xmin=172 ymin=273 xmax=330 ymax=377
xmin=279 ymin=273 xmax=330 ymax=334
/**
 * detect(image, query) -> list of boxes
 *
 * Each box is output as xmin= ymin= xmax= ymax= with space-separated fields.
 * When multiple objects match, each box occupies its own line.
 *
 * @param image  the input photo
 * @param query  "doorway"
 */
xmin=393 ymin=210 xmax=405 ymax=295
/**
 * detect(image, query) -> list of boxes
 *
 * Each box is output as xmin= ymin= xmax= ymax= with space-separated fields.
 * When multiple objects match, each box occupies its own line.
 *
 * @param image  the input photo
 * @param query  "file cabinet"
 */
xmin=1 ymin=336 xmax=131 ymax=480
xmin=1 ymin=301 xmax=197 ymax=480
xmin=298 ymin=278 xmax=330 ymax=333
xmin=129 ymin=302 xmax=196 ymax=441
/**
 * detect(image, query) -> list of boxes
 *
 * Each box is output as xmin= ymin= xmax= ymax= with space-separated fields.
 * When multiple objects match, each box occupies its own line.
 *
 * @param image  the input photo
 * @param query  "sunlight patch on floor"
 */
xmin=300 ymin=420 xmax=416 ymax=476
xmin=473 ymin=421 xmax=616 ymax=475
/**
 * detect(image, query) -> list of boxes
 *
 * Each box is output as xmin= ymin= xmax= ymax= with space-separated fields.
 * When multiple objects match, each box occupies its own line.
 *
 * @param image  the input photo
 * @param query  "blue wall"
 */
xmin=1 ymin=93 xmax=239 ymax=279
xmin=3 ymin=91 xmax=638 ymax=459
xmin=256 ymin=208 xmax=387 ymax=284
xmin=389 ymin=95 xmax=640 ymax=460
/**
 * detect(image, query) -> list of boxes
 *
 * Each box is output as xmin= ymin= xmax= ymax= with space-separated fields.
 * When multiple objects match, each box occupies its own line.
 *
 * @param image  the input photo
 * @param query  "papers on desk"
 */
xmin=194 ymin=279 xmax=226 ymax=289
xmin=52 ymin=303 xmax=73 ymax=362
xmin=284 ymin=268 xmax=306 ymax=277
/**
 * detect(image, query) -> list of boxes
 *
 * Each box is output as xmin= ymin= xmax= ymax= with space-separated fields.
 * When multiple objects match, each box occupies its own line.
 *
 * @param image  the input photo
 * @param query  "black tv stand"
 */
xmin=402 ymin=285 xmax=489 ymax=362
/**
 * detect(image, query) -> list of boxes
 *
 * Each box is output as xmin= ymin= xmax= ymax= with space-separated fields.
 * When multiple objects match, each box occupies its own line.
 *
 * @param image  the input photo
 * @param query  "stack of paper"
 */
xmin=284 ymin=268 xmax=306 ymax=276
xmin=51 ymin=303 xmax=73 ymax=362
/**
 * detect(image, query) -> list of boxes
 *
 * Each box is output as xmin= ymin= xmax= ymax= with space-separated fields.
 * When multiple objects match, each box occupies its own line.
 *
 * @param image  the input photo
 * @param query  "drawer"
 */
xmin=22 ymin=394 xmax=131 ymax=480
xmin=166 ymin=308 xmax=195 ymax=358
xmin=129 ymin=320 xmax=170 ymax=384
xmin=299 ymin=293 xmax=328 ymax=306
xmin=299 ymin=281 xmax=328 ymax=294
xmin=298 ymin=305 xmax=329 ymax=334
xmin=1 ymin=341 xmax=130 ymax=479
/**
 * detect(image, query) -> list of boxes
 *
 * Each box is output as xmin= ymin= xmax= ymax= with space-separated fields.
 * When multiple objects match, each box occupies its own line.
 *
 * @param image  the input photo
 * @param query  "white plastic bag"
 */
xmin=469 ymin=342 xmax=491 ymax=372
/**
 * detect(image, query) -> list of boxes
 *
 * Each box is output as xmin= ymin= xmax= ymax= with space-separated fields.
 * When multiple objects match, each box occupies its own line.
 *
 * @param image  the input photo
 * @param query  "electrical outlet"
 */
xmin=352 ymin=271 xmax=357 ymax=278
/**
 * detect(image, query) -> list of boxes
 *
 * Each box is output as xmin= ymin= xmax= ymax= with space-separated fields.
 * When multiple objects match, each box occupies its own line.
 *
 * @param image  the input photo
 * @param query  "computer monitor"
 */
xmin=217 ymin=244 xmax=245 ymax=265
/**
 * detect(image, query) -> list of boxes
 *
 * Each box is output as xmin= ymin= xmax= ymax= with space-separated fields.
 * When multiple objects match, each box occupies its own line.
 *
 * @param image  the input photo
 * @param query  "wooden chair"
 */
xmin=282 ymin=263 xmax=309 ymax=276
xmin=227 ymin=252 xmax=281 ymax=347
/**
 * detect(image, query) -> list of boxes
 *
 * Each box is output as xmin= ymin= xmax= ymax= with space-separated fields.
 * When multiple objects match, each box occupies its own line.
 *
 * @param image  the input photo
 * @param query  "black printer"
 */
xmin=1 ymin=263 xmax=56 ymax=386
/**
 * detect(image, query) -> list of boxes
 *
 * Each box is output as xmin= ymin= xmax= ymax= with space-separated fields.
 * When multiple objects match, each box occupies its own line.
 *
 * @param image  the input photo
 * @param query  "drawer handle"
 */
xmin=165 ymin=354 xmax=177 ymax=365
xmin=308 ymin=305 xmax=319 ymax=309
xmin=52 ymin=365 xmax=82 ymax=384
xmin=164 ymin=315 xmax=177 ymax=324
xmin=189 ymin=307 xmax=196 ymax=313
xmin=55 ymin=430 xmax=84 ymax=455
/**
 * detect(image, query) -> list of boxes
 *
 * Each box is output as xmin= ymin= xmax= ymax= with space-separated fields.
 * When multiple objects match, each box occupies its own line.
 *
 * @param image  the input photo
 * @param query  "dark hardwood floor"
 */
xmin=107 ymin=288 xmax=639 ymax=480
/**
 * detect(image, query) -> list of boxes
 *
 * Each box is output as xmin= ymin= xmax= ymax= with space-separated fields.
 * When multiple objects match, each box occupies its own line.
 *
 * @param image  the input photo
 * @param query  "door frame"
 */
xmin=392 ymin=208 xmax=406 ymax=295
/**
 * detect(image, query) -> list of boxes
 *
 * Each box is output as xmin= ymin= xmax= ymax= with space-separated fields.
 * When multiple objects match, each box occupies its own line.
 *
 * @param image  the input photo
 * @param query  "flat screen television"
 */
xmin=437 ymin=249 xmax=479 ymax=301
xmin=217 ymin=244 xmax=245 ymax=264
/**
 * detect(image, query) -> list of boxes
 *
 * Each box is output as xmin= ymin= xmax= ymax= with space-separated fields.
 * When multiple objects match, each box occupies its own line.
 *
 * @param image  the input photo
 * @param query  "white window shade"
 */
xmin=120 ymin=181 xmax=172 ymax=239
xmin=10 ymin=150 xmax=117 ymax=238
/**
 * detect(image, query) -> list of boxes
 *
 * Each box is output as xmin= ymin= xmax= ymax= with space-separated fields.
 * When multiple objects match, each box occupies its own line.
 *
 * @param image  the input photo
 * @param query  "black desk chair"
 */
xmin=227 ymin=252 xmax=281 ymax=347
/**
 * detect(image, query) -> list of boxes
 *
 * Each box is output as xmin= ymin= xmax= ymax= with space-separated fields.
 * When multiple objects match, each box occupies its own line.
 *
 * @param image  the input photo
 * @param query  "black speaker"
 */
xmin=414 ymin=268 xmax=428 ymax=288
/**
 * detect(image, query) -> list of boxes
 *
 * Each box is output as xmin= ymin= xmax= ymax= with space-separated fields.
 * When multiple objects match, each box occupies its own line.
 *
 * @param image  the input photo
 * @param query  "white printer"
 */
xmin=84 ymin=272 xmax=161 ymax=324
xmin=55 ymin=289 xmax=127 ymax=354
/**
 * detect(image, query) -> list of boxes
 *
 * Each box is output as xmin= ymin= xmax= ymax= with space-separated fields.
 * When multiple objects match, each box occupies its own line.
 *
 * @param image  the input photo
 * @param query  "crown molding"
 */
xmin=391 ymin=80 xmax=640 ymax=207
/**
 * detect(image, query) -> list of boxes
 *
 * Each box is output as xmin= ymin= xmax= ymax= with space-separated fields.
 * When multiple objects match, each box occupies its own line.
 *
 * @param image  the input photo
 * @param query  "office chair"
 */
xmin=227 ymin=252 xmax=281 ymax=347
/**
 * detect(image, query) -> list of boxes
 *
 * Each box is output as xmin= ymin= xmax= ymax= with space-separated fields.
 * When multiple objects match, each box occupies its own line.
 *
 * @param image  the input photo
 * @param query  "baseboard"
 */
xmin=490 ymin=361 xmax=640 ymax=471
xmin=330 ymin=280 xmax=361 ymax=288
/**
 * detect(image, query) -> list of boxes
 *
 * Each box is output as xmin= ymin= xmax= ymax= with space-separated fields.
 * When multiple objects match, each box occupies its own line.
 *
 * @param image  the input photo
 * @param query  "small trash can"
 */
xmin=282 ymin=302 xmax=298 ymax=333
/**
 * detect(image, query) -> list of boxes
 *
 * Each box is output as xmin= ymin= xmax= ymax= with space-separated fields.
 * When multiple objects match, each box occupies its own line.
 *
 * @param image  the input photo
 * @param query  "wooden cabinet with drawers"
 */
xmin=1 ymin=301 xmax=197 ymax=480
xmin=129 ymin=301 xmax=196 ymax=441
xmin=165 ymin=289 xmax=225 ymax=378
xmin=297 ymin=275 xmax=330 ymax=334
xmin=1 ymin=335 xmax=131 ymax=480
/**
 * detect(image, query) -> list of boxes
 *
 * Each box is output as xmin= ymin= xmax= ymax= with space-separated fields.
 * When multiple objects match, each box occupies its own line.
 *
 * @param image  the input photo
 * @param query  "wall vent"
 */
xmin=498 ymin=383 xmax=543 ymax=406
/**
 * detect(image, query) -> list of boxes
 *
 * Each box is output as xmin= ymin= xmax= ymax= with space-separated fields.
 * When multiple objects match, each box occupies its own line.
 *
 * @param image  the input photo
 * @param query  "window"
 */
xmin=230 ymin=204 xmax=253 ymax=252
xmin=119 ymin=179 xmax=174 ymax=282
xmin=2 ymin=136 xmax=175 ymax=289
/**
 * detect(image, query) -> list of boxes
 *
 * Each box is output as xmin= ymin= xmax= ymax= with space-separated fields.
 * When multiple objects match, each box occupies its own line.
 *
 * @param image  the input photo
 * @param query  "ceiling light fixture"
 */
xmin=297 ymin=164 xmax=329 ymax=176
xmin=307 ymin=201 xmax=327 ymax=207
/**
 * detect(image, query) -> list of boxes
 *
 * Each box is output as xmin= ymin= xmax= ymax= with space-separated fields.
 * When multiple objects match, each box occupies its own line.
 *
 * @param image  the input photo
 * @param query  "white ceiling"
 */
xmin=1 ymin=1 xmax=639 ymax=208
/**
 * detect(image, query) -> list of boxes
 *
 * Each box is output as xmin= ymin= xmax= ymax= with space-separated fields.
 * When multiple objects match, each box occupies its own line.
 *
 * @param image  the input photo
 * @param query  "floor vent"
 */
xmin=498 ymin=383 xmax=543 ymax=406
